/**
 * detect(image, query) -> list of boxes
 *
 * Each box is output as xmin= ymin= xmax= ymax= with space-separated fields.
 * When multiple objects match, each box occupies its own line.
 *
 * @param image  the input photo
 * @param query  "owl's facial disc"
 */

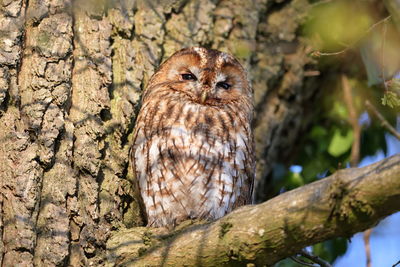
xmin=177 ymin=69 xmax=208 ymax=103
xmin=163 ymin=53 xmax=246 ymax=105
xmin=176 ymin=68 xmax=236 ymax=105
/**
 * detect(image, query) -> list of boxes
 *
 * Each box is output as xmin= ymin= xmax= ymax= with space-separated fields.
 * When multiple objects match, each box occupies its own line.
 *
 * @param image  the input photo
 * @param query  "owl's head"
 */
xmin=146 ymin=47 xmax=252 ymax=106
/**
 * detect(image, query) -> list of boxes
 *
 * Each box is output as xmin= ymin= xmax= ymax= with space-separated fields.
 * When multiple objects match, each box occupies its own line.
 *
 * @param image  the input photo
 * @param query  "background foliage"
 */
xmin=272 ymin=0 xmax=400 ymax=265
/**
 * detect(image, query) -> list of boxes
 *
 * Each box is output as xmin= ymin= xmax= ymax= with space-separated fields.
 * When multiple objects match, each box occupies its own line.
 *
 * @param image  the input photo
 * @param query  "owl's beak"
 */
xmin=200 ymin=91 xmax=208 ymax=104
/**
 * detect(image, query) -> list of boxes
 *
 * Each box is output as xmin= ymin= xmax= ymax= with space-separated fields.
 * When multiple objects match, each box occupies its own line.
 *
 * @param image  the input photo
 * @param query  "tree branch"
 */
xmin=107 ymin=154 xmax=400 ymax=266
xmin=365 ymin=100 xmax=400 ymax=140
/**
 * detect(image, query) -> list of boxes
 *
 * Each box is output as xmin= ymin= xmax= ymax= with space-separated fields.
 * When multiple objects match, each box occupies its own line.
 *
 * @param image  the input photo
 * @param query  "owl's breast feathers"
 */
xmin=132 ymin=98 xmax=254 ymax=227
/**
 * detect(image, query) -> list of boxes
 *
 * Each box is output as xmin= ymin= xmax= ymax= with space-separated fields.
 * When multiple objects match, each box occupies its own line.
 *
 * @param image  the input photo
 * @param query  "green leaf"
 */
xmin=301 ymin=156 xmax=330 ymax=182
xmin=381 ymin=90 xmax=400 ymax=108
xmin=304 ymin=1 xmax=372 ymax=51
xmin=310 ymin=125 xmax=328 ymax=138
xmin=285 ymin=172 xmax=304 ymax=189
xmin=328 ymin=129 xmax=354 ymax=157
xmin=330 ymin=101 xmax=348 ymax=120
xmin=313 ymin=238 xmax=348 ymax=263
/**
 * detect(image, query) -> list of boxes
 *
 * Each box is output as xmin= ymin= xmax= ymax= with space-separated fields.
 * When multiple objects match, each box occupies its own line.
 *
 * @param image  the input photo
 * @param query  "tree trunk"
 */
xmin=0 ymin=0 xmax=317 ymax=266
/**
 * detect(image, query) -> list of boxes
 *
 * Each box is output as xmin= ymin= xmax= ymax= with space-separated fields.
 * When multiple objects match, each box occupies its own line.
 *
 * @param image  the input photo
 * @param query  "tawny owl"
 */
xmin=131 ymin=47 xmax=255 ymax=227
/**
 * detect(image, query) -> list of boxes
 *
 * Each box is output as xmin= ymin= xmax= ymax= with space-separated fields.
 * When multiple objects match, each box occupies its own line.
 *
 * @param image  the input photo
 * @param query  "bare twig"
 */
xmin=381 ymin=18 xmax=389 ymax=92
xmin=311 ymin=0 xmax=333 ymax=7
xmin=313 ymin=15 xmax=392 ymax=57
xmin=365 ymin=100 xmax=400 ymax=140
xmin=393 ymin=260 xmax=400 ymax=267
xmin=315 ymin=49 xmax=349 ymax=57
xmin=342 ymin=75 xmax=361 ymax=167
xmin=299 ymin=249 xmax=333 ymax=267
xmin=342 ymin=75 xmax=373 ymax=267
xmin=384 ymin=0 xmax=400 ymax=33
xmin=304 ymin=70 xmax=321 ymax=77
xmin=363 ymin=229 xmax=373 ymax=267
xmin=290 ymin=256 xmax=318 ymax=267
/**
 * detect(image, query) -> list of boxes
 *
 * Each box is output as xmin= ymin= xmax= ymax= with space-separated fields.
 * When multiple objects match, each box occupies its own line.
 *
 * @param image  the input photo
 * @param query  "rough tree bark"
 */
xmin=0 ymin=0 xmax=339 ymax=266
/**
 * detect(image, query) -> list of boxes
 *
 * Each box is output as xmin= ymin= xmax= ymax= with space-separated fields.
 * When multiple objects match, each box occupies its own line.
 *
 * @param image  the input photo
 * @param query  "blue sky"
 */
xmin=334 ymin=212 xmax=400 ymax=267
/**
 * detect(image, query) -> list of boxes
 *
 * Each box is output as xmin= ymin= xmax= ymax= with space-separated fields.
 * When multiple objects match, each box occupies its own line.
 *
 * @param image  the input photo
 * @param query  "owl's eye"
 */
xmin=181 ymin=73 xmax=197 ymax=81
xmin=216 ymin=81 xmax=231 ymax=90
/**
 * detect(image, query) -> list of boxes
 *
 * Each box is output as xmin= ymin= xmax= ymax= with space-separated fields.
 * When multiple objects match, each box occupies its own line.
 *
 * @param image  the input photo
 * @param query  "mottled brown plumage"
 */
xmin=131 ymin=47 xmax=255 ymax=227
